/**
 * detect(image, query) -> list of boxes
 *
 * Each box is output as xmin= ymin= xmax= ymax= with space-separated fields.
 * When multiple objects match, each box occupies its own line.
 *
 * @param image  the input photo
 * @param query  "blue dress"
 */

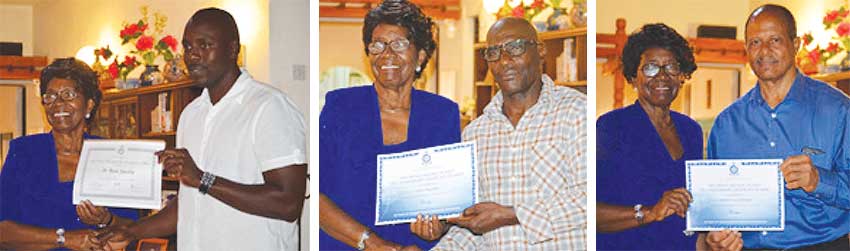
xmin=0 ymin=133 xmax=139 ymax=251
xmin=596 ymin=101 xmax=703 ymax=250
xmin=319 ymin=85 xmax=461 ymax=250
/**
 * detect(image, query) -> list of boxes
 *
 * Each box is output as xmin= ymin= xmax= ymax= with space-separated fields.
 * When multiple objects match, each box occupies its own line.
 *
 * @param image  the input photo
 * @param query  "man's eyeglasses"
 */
xmin=368 ymin=38 xmax=411 ymax=55
xmin=641 ymin=63 xmax=681 ymax=78
xmin=42 ymin=89 xmax=79 ymax=104
xmin=482 ymin=39 xmax=541 ymax=62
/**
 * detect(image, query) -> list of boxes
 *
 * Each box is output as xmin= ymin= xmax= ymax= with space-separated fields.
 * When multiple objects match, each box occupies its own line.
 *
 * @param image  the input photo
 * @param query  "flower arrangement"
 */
xmin=119 ymin=6 xmax=177 ymax=67
xmin=108 ymin=55 xmax=140 ymax=81
xmin=496 ymin=0 xmax=548 ymax=21
xmin=799 ymin=6 xmax=850 ymax=71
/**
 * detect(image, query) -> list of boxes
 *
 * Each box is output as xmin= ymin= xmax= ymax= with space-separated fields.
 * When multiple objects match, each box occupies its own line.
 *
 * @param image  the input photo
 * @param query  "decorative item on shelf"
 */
xmin=546 ymin=0 xmax=569 ymax=30
xmin=797 ymin=32 xmax=840 ymax=74
xmin=164 ymin=54 xmax=189 ymax=82
xmin=493 ymin=0 xmax=548 ymax=23
xmin=568 ymin=0 xmax=587 ymax=28
xmin=119 ymin=6 xmax=178 ymax=85
xmin=140 ymin=64 xmax=163 ymax=86
xmin=108 ymin=55 xmax=140 ymax=89
xmin=92 ymin=46 xmax=116 ymax=90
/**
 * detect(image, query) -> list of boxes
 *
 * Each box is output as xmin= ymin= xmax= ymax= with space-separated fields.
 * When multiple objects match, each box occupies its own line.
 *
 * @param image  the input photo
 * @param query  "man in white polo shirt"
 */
xmin=95 ymin=8 xmax=307 ymax=251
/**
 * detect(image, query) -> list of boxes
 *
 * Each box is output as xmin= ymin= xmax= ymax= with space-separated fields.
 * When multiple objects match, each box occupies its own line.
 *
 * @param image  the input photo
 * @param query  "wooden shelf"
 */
xmin=812 ymin=71 xmax=850 ymax=83
xmin=102 ymin=79 xmax=198 ymax=99
xmin=143 ymin=131 xmax=177 ymax=137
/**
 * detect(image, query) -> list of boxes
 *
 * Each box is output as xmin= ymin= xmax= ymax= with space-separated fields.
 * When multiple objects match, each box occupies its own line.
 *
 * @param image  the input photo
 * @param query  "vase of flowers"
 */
xmin=108 ymin=55 xmax=140 ymax=89
xmin=119 ymin=6 xmax=177 ymax=86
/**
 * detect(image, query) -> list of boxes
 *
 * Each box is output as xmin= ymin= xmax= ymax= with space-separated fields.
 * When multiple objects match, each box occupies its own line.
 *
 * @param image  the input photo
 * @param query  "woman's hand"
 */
xmin=410 ymin=214 xmax=447 ymax=241
xmin=76 ymin=200 xmax=113 ymax=226
xmin=703 ymin=230 xmax=743 ymax=251
xmin=647 ymin=187 xmax=692 ymax=222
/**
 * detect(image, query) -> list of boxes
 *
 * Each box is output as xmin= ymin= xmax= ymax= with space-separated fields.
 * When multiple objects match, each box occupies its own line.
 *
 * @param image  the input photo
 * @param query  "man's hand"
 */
xmin=447 ymin=202 xmax=518 ymax=235
xmin=64 ymin=229 xmax=97 ymax=251
xmin=646 ymin=188 xmax=692 ymax=222
xmin=704 ymin=230 xmax=743 ymax=251
xmin=76 ymin=200 xmax=113 ymax=226
xmin=156 ymin=148 xmax=202 ymax=188
xmin=363 ymin=235 xmax=402 ymax=251
xmin=780 ymin=154 xmax=819 ymax=192
xmin=93 ymin=225 xmax=137 ymax=251
xmin=410 ymin=214 xmax=447 ymax=241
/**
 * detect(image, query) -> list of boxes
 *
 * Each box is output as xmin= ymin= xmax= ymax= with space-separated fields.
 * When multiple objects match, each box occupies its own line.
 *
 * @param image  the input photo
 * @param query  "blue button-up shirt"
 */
xmin=707 ymin=72 xmax=850 ymax=249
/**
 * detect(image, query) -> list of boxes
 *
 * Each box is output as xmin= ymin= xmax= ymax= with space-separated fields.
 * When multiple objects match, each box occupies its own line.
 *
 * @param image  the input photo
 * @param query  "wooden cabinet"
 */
xmin=91 ymin=80 xmax=201 ymax=149
xmin=472 ymin=27 xmax=587 ymax=118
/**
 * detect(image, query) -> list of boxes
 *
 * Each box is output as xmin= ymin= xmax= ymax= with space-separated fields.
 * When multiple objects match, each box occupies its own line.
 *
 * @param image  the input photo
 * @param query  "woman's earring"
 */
xmin=85 ymin=113 xmax=91 ymax=119
xmin=416 ymin=66 xmax=421 ymax=72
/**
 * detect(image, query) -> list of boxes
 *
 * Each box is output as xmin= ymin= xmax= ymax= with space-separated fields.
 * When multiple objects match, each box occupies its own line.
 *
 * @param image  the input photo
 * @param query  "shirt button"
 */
xmin=771 ymin=113 xmax=777 ymax=119
xmin=762 ymin=231 xmax=768 ymax=236
xmin=770 ymin=142 xmax=776 ymax=147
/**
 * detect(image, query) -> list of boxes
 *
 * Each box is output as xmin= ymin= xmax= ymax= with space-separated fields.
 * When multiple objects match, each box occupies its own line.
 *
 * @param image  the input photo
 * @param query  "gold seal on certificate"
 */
xmin=72 ymin=139 xmax=165 ymax=209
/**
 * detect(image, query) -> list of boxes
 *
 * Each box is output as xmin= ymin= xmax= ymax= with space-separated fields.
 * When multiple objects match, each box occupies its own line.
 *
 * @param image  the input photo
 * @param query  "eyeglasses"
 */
xmin=42 ymin=89 xmax=79 ymax=104
xmin=482 ymin=39 xmax=540 ymax=62
xmin=368 ymin=38 xmax=411 ymax=55
xmin=641 ymin=63 xmax=681 ymax=78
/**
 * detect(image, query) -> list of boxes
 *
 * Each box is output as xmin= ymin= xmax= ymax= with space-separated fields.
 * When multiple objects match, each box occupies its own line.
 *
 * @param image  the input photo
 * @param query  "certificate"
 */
xmin=73 ymin=139 xmax=165 ymax=209
xmin=375 ymin=142 xmax=478 ymax=226
xmin=686 ymin=159 xmax=784 ymax=231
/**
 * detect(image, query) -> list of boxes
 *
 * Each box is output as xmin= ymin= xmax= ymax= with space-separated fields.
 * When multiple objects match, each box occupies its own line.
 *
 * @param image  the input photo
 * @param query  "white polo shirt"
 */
xmin=175 ymin=69 xmax=306 ymax=250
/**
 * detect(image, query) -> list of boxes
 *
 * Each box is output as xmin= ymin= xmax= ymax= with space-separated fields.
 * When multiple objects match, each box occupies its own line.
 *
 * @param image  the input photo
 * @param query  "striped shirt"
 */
xmin=433 ymin=75 xmax=587 ymax=250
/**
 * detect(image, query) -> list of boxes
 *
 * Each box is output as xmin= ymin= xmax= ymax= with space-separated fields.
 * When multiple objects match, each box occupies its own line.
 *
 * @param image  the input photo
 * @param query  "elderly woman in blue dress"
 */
xmin=596 ymin=23 xmax=703 ymax=250
xmin=0 ymin=58 xmax=138 ymax=250
xmin=318 ymin=0 xmax=461 ymax=250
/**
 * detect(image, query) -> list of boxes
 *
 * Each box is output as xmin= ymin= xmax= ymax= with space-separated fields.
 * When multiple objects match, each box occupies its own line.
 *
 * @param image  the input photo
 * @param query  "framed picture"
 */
xmin=136 ymin=238 xmax=168 ymax=251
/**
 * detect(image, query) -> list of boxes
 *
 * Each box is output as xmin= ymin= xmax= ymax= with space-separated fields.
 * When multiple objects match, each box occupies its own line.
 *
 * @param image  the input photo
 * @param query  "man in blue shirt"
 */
xmin=701 ymin=4 xmax=850 ymax=250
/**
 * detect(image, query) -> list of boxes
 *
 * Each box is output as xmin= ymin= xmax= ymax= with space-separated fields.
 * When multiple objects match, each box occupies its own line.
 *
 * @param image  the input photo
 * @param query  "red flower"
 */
xmin=530 ymin=0 xmax=545 ymax=9
xmin=825 ymin=10 xmax=841 ymax=24
xmin=135 ymin=35 xmax=154 ymax=51
xmin=808 ymin=46 xmax=822 ymax=64
xmin=159 ymin=35 xmax=178 ymax=51
xmin=838 ymin=22 xmax=850 ymax=36
xmin=802 ymin=33 xmax=813 ymax=46
xmin=827 ymin=42 xmax=840 ymax=53
xmin=108 ymin=61 xmax=119 ymax=79
xmin=138 ymin=23 xmax=148 ymax=34
xmin=121 ymin=24 xmax=138 ymax=39
xmin=122 ymin=55 xmax=137 ymax=67
xmin=512 ymin=4 xmax=525 ymax=18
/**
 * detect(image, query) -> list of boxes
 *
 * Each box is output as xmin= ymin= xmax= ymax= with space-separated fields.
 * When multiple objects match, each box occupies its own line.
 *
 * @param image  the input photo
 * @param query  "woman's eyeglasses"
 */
xmin=42 ymin=89 xmax=79 ymax=104
xmin=482 ymin=39 xmax=541 ymax=62
xmin=368 ymin=38 xmax=411 ymax=55
xmin=641 ymin=63 xmax=681 ymax=78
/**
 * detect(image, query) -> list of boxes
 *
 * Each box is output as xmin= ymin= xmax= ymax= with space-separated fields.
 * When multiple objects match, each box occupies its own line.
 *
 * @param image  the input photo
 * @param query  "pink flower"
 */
xmin=108 ymin=61 xmax=119 ymax=79
xmin=837 ymin=22 xmax=850 ymax=36
xmin=122 ymin=56 xmax=137 ymax=67
xmin=825 ymin=10 xmax=841 ymax=24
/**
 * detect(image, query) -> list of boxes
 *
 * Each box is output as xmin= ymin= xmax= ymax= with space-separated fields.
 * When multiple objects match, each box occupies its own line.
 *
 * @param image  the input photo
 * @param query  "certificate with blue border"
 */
xmin=72 ymin=139 xmax=165 ymax=209
xmin=686 ymin=159 xmax=784 ymax=231
xmin=375 ymin=141 xmax=478 ymax=226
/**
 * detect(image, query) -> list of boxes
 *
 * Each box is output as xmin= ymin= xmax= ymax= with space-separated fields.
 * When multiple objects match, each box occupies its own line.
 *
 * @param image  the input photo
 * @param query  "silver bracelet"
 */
xmin=199 ymin=171 xmax=216 ymax=195
xmin=56 ymin=228 xmax=66 ymax=247
xmin=357 ymin=230 xmax=371 ymax=250
xmin=634 ymin=204 xmax=645 ymax=224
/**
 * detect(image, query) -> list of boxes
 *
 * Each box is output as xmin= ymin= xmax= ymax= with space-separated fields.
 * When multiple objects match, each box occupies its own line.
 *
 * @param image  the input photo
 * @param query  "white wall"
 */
xmin=0 ymin=4 xmax=33 ymax=55
xmin=269 ymin=0 xmax=310 ymax=249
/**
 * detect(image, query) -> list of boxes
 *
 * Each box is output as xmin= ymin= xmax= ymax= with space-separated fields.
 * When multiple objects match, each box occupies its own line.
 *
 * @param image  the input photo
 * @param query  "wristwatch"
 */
xmin=634 ymin=204 xmax=645 ymax=224
xmin=357 ymin=230 xmax=371 ymax=250
xmin=56 ymin=228 xmax=66 ymax=247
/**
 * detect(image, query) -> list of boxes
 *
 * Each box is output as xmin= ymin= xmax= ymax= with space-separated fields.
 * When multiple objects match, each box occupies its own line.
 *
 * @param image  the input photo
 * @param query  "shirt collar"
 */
xmin=199 ymin=68 xmax=252 ymax=106
xmin=748 ymin=70 xmax=807 ymax=106
xmin=483 ymin=74 xmax=555 ymax=116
